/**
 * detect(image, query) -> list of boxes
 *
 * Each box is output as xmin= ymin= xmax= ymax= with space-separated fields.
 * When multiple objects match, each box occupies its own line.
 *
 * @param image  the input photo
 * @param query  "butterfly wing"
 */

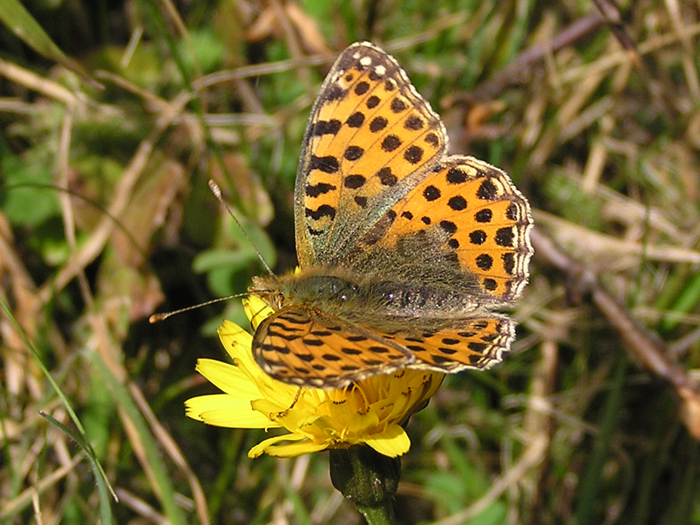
xmin=253 ymin=306 xmax=514 ymax=387
xmin=351 ymin=156 xmax=533 ymax=305
xmin=294 ymin=43 xmax=532 ymax=303
xmin=295 ymin=42 xmax=447 ymax=267
xmin=253 ymin=43 xmax=533 ymax=388
xmin=383 ymin=316 xmax=516 ymax=372
xmin=252 ymin=305 xmax=415 ymax=388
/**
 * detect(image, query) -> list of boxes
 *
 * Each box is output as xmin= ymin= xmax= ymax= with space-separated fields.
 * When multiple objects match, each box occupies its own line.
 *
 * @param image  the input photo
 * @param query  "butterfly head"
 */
xmin=249 ymin=275 xmax=286 ymax=310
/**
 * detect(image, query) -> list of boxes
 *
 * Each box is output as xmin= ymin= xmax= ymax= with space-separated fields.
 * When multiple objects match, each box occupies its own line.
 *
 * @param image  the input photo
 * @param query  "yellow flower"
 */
xmin=185 ymin=296 xmax=445 ymax=458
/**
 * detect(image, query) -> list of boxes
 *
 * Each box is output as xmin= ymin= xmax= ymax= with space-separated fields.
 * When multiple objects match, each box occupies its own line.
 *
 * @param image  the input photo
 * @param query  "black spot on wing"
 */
xmin=404 ymin=115 xmax=424 ymax=130
xmin=502 ymin=253 xmax=515 ymax=274
xmin=404 ymin=145 xmax=423 ymax=164
xmin=344 ymin=146 xmax=365 ymax=161
xmin=346 ymin=112 xmax=365 ymax=128
xmin=377 ymin=167 xmax=397 ymax=186
xmin=423 ymin=185 xmax=440 ymax=201
xmin=306 ymin=182 xmax=336 ymax=197
xmin=446 ymin=167 xmax=467 ymax=184
xmin=344 ymin=174 xmax=366 ymax=189
xmin=369 ymin=117 xmax=388 ymax=132
xmin=310 ymin=155 xmax=339 ymax=173
xmin=306 ymin=205 xmax=336 ymax=221
xmin=391 ymin=98 xmax=407 ymax=112
xmin=354 ymin=196 xmax=368 ymax=208
xmin=424 ymin=132 xmax=439 ymax=146
xmin=354 ymin=81 xmax=370 ymax=95
xmin=476 ymin=253 xmax=493 ymax=270
xmin=495 ymin=227 xmax=514 ymax=247
xmin=470 ymin=230 xmax=487 ymax=245
xmin=312 ymin=119 xmax=342 ymax=136
xmin=483 ymin=278 xmax=498 ymax=291
xmin=448 ymin=196 xmax=467 ymax=210
xmin=439 ymin=220 xmax=457 ymax=234
xmin=367 ymin=96 xmax=380 ymax=108
xmin=477 ymin=180 xmax=498 ymax=200
xmin=475 ymin=209 xmax=492 ymax=222
xmin=381 ymin=135 xmax=402 ymax=152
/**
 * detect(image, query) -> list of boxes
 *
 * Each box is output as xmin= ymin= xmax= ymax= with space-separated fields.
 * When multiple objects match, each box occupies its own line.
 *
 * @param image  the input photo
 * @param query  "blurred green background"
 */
xmin=2 ymin=0 xmax=700 ymax=523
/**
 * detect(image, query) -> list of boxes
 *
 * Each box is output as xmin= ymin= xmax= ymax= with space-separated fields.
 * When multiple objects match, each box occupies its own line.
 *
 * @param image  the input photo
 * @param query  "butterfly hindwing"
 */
xmin=252 ymin=305 xmax=415 ymax=388
xmin=355 ymin=156 xmax=533 ymax=303
xmin=253 ymin=306 xmax=515 ymax=387
xmin=382 ymin=316 xmax=517 ymax=372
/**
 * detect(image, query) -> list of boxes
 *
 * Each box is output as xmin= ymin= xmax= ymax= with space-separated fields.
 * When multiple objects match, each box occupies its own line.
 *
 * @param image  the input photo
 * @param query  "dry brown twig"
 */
xmin=531 ymin=227 xmax=700 ymax=439
xmin=446 ymin=2 xmax=639 ymax=107
xmin=440 ymin=3 xmax=700 ymax=439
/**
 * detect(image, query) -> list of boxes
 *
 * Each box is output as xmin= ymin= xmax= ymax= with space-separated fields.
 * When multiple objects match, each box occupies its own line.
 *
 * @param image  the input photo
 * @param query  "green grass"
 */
xmin=2 ymin=0 xmax=700 ymax=523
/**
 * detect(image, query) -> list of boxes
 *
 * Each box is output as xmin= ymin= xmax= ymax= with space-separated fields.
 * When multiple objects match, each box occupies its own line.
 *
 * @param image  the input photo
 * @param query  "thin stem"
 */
xmin=329 ymin=446 xmax=400 ymax=525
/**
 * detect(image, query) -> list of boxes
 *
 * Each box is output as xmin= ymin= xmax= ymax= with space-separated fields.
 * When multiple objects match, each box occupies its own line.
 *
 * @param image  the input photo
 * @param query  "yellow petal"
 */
xmin=264 ymin=440 xmax=329 ymax=458
xmin=250 ymin=398 xmax=314 ymax=427
xmin=218 ymin=320 xmax=255 ymax=363
xmin=252 ymin=380 xmax=305 ymax=408
xmin=346 ymin=410 xmax=381 ymax=434
xmin=243 ymin=297 xmax=274 ymax=330
xmin=363 ymin=425 xmax=411 ymax=458
xmin=248 ymin=432 xmax=307 ymax=458
xmin=195 ymin=359 xmax=261 ymax=399
xmin=185 ymin=394 xmax=276 ymax=428
xmin=248 ymin=433 xmax=328 ymax=458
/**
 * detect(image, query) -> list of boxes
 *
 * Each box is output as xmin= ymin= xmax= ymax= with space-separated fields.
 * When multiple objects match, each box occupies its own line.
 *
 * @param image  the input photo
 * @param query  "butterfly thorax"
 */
xmin=251 ymin=270 xmax=371 ymax=316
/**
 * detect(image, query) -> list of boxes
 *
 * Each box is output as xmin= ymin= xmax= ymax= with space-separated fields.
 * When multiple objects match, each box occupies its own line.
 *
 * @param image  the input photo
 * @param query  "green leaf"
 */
xmin=1 ymin=152 xmax=60 ymax=227
xmin=0 ymin=0 xmax=101 ymax=88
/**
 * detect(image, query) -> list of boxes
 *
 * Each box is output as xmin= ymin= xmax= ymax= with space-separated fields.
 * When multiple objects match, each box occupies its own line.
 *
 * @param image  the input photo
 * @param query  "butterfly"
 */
xmin=249 ymin=42 xmax=533 ymax=389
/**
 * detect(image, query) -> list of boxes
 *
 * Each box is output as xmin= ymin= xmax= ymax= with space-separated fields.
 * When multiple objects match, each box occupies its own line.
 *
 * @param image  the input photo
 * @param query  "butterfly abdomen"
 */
xmin=369 ymin=281 xmax=482 ymax=319
xmin=279 ymin=269 xmax=482 ymax=323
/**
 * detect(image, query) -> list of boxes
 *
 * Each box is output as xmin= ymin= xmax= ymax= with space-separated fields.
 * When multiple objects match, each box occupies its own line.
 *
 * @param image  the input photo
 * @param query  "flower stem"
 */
xmin=329 ymin=446 xmax=400 ymax=525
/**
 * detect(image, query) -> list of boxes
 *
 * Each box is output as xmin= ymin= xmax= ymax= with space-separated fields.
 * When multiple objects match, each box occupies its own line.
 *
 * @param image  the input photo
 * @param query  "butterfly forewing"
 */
xmin=295 ymin=42 xmax=447 ymax=267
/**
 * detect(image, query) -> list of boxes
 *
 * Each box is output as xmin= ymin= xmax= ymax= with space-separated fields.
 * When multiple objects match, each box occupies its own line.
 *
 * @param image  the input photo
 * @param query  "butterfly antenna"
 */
xmin=208 ymin=179 xmax=275 ymax=277
xmin=149 ymin=293 xmax=249 ymax=323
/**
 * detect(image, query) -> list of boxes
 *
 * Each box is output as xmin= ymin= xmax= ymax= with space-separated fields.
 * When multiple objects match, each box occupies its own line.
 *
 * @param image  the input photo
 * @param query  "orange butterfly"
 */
xmin=250 ymin=42 xmax=533 ymax=389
